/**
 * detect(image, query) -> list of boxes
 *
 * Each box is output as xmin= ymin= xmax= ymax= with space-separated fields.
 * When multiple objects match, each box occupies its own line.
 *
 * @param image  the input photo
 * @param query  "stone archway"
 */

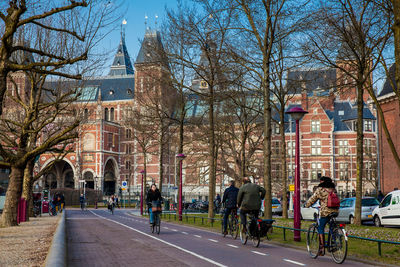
xmin=43 ymin=160 xmax=74 ymax=189
xmin=83 ymin=171 xmax=94 ymax=189
xmin=104 ymin=159 xmax=116 ymax=196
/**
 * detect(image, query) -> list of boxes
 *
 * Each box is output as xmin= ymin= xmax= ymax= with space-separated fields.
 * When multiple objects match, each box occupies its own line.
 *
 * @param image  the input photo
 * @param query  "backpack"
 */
xmin=325 ymin=189 xmax=340 ymax=208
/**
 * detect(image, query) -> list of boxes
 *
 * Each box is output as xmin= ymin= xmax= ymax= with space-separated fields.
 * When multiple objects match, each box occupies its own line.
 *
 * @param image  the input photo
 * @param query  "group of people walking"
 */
xmin=221 ymin=175 xmax=338 ymax=258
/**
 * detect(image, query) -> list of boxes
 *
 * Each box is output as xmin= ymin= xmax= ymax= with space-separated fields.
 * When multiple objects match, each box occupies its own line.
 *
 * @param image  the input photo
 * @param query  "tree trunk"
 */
xmin=0 ymin=166 xmax=25 ymax=227
xmin=263 ymin=63 xmax=272 ymax=220
xmin=176 ymin=102 xmax=185 ymax=216
xmin=280 ymin=108 xmax=288 ymax=219
xmin=21 ymin=160 xmax=35 ymax=220
xmin=158 ymin=122 xmax=164 ymax=193
xmin=354 ymin=81 xmax=364 ymax=225
xmin=208 ymin=88 xmax=216 ymax=219
xmin=240 ymin=132 xmax=247 ymax=179
xmin=143 ymin=152 xmax=148 ymax=211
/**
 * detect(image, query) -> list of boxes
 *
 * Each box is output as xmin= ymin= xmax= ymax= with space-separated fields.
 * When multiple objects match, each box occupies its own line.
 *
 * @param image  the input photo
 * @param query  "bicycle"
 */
xmin=307 ymin=211 xmax=348 ymax=264
xmin=49 ymin=204 xmax=57 ymax=216
xmin=151 ymin=211 xmax=161 ymax=234
xmin=150 ymin=200 xmax=162 ymax=234
xmin=221 ymin=208 xmax=239 ymax=239
xmin=240 ymin=211 xmax=261 ymax=247
xmin=108 ymin=203 xmax=114 ymax=214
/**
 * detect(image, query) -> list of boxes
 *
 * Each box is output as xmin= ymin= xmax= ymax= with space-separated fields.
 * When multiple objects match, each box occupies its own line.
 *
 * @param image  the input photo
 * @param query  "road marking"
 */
xmin=182 ymin=232 xmax=188 ymax=235
xmin=164 ymin=227 xmax=169 ymax=229
xmin=283 ymin=259 xmax=305 ymax=266
xmin=171 ymin=229 xmax=178 ymax=232
xmin=208 ymin=239 xmax=218 ymax=243
xmin=89 ymin=211 xmax=227 ymax=267
xmin=227 ymin=244 xmax=238 ymax=248
xmin=252 ymin=251 xmax=267 ymax=256
xmin=194 ymin=235 xmax=202 ymax=238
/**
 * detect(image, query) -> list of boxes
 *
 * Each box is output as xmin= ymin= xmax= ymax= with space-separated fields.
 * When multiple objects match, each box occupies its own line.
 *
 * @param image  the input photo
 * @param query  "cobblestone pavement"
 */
xmin=66 ymin=209 xmax=378 ymax=267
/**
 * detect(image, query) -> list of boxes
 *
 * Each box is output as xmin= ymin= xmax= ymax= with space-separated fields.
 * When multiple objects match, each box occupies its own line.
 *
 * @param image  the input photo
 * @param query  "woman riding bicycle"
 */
xmin=146 ymin=184 xmax=163 ymax=225
xmin=305 ymin=176 xmax=339 ymax=256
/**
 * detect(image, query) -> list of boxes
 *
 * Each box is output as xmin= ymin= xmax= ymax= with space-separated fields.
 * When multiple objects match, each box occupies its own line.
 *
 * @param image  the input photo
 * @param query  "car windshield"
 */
xmin=272 ymin=199 xmax=280 ymax=204
xmin=362 ymin=198 xmax=379 ymax=206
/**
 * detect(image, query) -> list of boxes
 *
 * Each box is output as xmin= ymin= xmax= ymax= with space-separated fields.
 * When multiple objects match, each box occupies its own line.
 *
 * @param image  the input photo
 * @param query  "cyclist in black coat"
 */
xmin=222 ymin=180 xmax=239 ymax=234
xmin=146 ymin=184 xmax=163 ymax=224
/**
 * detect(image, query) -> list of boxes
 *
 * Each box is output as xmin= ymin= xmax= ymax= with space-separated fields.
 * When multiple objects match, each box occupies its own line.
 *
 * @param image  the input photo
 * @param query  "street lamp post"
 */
xmin=286 ymin=106 xmax=308 ymax=242
xmin=176 ymin=153 xmax=186 ymax=221
xmin=140 ymin=170 xmax=145 ymax=216
xmin=94 ymin=176 xmax=98 ymax=209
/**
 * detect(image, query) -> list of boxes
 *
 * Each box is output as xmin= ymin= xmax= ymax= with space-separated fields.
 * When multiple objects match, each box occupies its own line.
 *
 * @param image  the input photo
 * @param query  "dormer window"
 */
xmin=109 ymin=90 xmax=114 ymax=95
xmin=338 ymin=110 xmax=344 ymax=116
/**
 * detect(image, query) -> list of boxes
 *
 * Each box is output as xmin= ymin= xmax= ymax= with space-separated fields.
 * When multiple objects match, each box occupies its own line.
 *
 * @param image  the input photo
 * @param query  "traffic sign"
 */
xmin=121 ymin=181 xmax=128 ymax=189
xmin=289 ymin=184 xmax=295 ymax=192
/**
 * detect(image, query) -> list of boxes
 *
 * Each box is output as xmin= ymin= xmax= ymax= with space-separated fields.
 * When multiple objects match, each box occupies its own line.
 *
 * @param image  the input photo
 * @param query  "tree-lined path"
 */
xmin=66 ymin=209 xmax=374 ymax=267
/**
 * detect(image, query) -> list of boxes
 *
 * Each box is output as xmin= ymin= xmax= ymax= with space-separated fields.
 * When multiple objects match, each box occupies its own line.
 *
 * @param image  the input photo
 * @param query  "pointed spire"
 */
xmin=108 ymin=20 xmax=134 ymax=76
xmin=135 ymin=29 xmax=167 ymax=65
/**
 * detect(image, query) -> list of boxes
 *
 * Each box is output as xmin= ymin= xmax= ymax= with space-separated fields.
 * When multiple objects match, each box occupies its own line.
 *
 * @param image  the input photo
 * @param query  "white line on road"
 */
xmin=227 ymin=244 xmax=238 ymax=248
xmin=164 ymin=227 xmax=169 ymax=229
xmin=194 ymin=235 xmax=202 ymax=238
xmin=171 ymin=229 xmax=178 ymax=232
xmin=181 ymin=232 xmax=188 ymax=235
xmin=89 ymin=211 xmax=227 ymax=267
xmin=208 ymin=239 xmax=218 ymax=243
xmin=252 ymin=251 xmax=267 ymax=256
xmin=283 ymin=259 xmax=305 ymax=266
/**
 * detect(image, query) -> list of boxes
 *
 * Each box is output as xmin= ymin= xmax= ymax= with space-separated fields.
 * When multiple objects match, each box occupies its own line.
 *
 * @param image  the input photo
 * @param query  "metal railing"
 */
xmin=160 ymin=213 xmax=400 ymax=257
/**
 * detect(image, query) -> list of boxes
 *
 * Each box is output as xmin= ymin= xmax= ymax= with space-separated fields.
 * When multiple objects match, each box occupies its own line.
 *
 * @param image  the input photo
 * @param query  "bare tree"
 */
xmin=302 ymin=0 xmax=391 ymax=225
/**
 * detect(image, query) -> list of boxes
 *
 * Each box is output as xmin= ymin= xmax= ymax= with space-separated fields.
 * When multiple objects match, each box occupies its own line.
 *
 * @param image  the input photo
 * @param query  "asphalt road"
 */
xmin=66 ymin=209 xmax=378 ymax=267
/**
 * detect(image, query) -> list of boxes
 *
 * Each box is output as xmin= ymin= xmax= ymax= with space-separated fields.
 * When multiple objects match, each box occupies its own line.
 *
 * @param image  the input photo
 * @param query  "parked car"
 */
xmin=301 ymin=201 xmax=320 ymax=221
xmin=337 ymin=197 xmax=380 ymax=224
xmin=372 ymin=190 xmax=400 ymax=227
xmin=261 ymin=198 xmax=282 ymax=216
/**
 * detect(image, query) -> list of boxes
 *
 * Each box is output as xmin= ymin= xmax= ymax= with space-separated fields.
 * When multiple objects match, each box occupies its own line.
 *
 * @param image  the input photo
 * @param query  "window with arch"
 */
xmin=105 ymin=108 xmax=109 ymax=121
xmin=110 ymin=108 xmax=115 ymax=121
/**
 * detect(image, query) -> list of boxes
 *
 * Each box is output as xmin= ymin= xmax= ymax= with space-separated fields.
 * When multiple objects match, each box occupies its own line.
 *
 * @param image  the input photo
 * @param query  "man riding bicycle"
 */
xmin=237 ymin=177 xmax=266 ymax=233
xmin=222 ymin=180 xmax=239 ymax=235
xmin=305 ymin=176 xmax=339 ymax=256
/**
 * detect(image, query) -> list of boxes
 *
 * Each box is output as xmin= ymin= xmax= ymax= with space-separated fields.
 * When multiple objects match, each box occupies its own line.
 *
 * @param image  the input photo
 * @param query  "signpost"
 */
xmin=121 ymin=181 xmax=128 ymax=208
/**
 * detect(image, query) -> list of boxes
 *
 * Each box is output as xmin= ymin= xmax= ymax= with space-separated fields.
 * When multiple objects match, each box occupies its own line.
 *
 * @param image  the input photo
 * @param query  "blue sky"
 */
xmin=97 ymin=0 xmax=179 ymax=75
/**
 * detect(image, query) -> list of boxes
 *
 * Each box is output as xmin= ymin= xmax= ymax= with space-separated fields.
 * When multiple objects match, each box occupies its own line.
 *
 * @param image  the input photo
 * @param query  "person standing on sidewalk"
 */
xmin=237 ymin=177 xmax=266 ymax=232
xmin=222 ymin=180 xmax=239 ymax=235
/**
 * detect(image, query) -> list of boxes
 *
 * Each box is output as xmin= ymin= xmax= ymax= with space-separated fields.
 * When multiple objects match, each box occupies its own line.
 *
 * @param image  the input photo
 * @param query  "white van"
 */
xmin=372 ymin=190 xmax=400 ymax=227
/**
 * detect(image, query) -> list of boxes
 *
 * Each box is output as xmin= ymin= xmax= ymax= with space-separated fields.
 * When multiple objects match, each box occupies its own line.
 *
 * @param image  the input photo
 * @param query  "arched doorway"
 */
xmin=43 ymin=160 xmax=74 ymax=189
xmin=104 ymin=160 xmax=116 ymax=196
xmin=83 ymin=172 xmax=94 ymax=189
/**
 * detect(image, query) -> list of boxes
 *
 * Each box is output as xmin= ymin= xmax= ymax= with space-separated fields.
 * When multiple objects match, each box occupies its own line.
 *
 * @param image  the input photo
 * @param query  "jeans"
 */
xmin=149 ymin=208 xmax=154 ymax=223
xmin=240 ymin=209 xmax=259 ymax=228
xmin=223 ymin=207 xmax=236 ymax=231
xmin=318 ymin=216 xmax=330 ymax=234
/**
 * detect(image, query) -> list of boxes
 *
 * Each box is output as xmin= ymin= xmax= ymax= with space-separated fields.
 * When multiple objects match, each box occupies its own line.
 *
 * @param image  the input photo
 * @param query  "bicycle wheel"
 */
xmin=156 ymin=214 xmax=161 ymax=235
xmin=251 ymin=229 xmax=261 ymax=247
xmin=239 ymin=224 xmax=248 ymax=245
xmin=307 ymin=224 xmax=319 ymax=259
xmin=222 ymin=218 xmax=226 ymax=237
xmin=231 ymin=217 xmax=239 ymax=239
xmin=330 ymin=227 xmax=348 ymax=264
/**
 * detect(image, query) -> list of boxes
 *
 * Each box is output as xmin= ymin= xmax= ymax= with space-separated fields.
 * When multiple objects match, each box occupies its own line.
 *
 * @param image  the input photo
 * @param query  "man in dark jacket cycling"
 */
xmin=222 ymin=180 xmax=239 ymax=235
xmin=237 ymin=177 xmax=266 ymax=231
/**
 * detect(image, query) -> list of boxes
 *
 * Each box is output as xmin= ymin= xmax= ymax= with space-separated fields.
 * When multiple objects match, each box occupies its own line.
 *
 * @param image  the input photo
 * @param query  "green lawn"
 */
xmin=158 ymin=213 xmax=400 ymax=266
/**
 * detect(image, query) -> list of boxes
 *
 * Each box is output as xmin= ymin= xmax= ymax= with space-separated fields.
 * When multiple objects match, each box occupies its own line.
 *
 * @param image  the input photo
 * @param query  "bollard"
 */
xmin=194 ymin=217 xmax=196 ymax=224
xmin=283 ymin=228 xmax=286 ymax=241
xmin=202 ymin=217 xmax=204 ymax=225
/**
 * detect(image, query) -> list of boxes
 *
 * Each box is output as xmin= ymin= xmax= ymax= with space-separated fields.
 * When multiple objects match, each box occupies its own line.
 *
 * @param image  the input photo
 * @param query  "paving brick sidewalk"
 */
xmin=66 ymin=209 xmax=208 ymax=267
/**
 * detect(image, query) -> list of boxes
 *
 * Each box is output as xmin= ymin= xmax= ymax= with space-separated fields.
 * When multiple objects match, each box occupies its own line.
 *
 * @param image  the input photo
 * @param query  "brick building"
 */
xmin=377 ymin=65 xmax=400 ymax=194
xmin=36 ymin=29 xmax=176 ymax=197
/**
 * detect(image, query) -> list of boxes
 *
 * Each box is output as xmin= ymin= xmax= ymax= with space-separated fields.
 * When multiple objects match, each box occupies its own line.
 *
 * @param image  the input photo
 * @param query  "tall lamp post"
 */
xmin=140 ymin=170 xmax=145 ymax=216
xmin=286 ymin=106 xmax=308 ymax=242
xmin=176 ymin=153 xmax=186 ymax=221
